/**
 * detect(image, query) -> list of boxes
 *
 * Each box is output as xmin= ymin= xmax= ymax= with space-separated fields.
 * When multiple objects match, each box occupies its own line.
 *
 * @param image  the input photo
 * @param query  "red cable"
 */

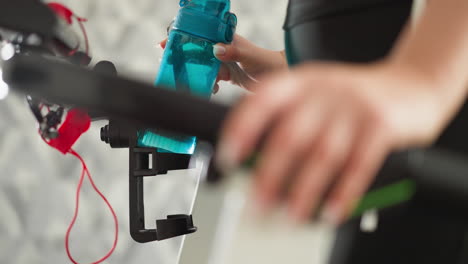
xmin=67 ymin=15 xmax=90 ymax=57
xmin=76 ymin=17 xmax=90 ymax=56
xmin=41 ymin=133 xmax=118 ymax=264
xmin=40 ymin=3 xmax=115 ymax=262
xmin=47 ymin=3 xmax=90 ymax=57
xmin=64 ymin=156 xmax=86 ymax=263
xmin=66 ymin=149 xmax=119 ymax=264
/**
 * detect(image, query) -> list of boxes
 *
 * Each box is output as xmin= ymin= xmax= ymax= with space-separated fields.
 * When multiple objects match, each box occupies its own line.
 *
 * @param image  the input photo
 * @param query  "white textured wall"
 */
xmin=0 ymin=0 xmax=287 ymax=263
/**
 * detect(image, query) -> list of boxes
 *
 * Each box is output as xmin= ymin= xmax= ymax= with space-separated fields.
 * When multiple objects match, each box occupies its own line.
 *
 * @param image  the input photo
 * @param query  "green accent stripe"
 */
xmin=352 ymin=179 xmax=416 ymax=218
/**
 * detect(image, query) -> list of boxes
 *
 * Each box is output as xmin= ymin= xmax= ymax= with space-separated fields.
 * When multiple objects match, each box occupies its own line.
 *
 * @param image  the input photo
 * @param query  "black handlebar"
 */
xmin=3 ymin=55 xmax=227 ymax=144
xmin=0 ymin=0 xmax=56 ymax=38
xmin=4 ymin=54 xmax=468 ymax=212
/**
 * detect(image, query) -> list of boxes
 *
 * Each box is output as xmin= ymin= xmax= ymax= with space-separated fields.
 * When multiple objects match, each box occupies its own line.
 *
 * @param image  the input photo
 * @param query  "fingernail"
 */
xmin=216 ymin=140 xmax=238 ymax=171
xmin=213 ymin=45 xmax=226 ymax=57
xmin=319 ymin=204 xmax=341 ymax=227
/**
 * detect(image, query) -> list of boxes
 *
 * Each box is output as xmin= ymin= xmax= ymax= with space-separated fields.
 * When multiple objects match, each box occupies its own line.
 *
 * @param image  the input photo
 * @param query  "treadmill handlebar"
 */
xmin=4 ymin=54 xmax=468 ymax=207
xmin=2 ymin=54 xmax=228 ymax=144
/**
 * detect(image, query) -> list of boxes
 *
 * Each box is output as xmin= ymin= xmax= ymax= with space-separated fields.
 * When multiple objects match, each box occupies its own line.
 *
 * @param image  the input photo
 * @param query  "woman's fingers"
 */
xmin=216 ymin=61 xmax=443 ymax=226
xmin=217 ymin=64 xmax=231 ymax=82
xmin=321 ymin=121 xmax=390 ymax=225
xmin=160 ymin=34 xmax=286 ymax=91
xmin=252 ymin=95 xmax=327 ymax=211
xmin=213 ymin=43 xmax=234 ymax=61
xmin=217 ymin=75 xmax=304 ymax=170
xmin=213 ymin=34 xmax=252 ymax=63
xmin=224 ymin=62 xmax=257 ymax=90
xmin=287 ymin=110 xmax=358 ymax=222
xmin=214 ymin=35 xmax=287 ymax=78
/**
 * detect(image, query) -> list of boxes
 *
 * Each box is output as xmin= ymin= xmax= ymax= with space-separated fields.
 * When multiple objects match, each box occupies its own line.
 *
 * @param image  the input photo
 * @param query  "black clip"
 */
xmin=129 ymin=147 xmax=196 ymax=242
xmin=101 ymin=120 xmax=197 ymax=243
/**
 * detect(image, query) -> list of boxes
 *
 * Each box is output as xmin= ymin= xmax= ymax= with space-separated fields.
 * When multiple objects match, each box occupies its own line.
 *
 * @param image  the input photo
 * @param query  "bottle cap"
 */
xmin=173 ymin=1 xmax=237 ymax=44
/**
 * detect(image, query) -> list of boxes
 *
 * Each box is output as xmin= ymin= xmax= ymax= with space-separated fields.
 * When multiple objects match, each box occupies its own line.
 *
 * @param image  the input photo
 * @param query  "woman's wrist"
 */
xmin=386 ymin=51 xmax=450 ymax=97
xmin=375 ymin=57 xmax=451 ymax=146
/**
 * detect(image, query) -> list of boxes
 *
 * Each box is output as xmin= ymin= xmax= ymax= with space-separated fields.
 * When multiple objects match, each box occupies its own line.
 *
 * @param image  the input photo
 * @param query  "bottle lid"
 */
xmin=173 ymin=0 xmax=237 ymax=43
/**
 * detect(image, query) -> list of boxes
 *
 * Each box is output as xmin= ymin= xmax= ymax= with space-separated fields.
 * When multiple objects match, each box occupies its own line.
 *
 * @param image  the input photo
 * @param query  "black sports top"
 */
xmin=284 ymin=0 xmax=411 ymax=29
xmin=283 ymin=0 xmax=414 ymax=64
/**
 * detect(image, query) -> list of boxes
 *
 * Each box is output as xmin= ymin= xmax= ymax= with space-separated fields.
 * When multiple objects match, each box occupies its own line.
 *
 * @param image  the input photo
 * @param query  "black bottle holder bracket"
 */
xmin=101 ymin=119 xmax=197 ymax=243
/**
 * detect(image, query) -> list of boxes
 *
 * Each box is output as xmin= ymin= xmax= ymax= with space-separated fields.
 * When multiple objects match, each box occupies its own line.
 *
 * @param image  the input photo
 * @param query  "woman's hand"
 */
xmin=160 ymin=34 xmax=287 ymax=92
xmin=216 ymin=60 xmax=447 ymax=225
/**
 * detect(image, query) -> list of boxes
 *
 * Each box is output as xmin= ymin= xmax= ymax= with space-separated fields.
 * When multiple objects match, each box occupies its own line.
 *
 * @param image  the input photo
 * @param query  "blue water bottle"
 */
xmin=137 ymin=0 xmax=237 ymax=154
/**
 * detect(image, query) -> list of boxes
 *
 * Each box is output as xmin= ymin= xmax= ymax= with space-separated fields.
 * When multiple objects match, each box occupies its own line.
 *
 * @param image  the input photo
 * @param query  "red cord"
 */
xmin=67 ymin=15 xmax=90 ymax=57
xmin=65 ymin=155 xmax=86 ymax=263
xmin=41 ymin=132 xmax=118 ymax=264
xmin=47 ymin=3 xmax=90 ymax=57
xmin=66 ymin=149 xmax=119 ymax=264
xmin=76 ymin=17 xmax=90 ymax=56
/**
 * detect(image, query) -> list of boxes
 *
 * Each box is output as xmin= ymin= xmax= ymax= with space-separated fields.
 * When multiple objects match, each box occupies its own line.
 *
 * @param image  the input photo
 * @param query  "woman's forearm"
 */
xmin=387 ymin=0 xmax=468 ymax=136
xmin=390 ymin=0 xmax=468 ymax=106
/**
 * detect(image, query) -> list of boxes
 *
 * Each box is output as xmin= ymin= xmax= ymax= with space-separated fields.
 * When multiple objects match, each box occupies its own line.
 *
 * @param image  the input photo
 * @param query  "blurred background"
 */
xmin=0 ymin=0 xmax=287 ymax=263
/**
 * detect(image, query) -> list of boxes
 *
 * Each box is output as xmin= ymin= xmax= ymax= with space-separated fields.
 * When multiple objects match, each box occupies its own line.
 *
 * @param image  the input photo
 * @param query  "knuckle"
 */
xmin=255 ymin=88 xmax=284 ymax=111
xmin=274 ymin=122 xmax=303 ymax=149
xmin=315 ymin=138 xmax=339 ymax=164
xmin=364 ymin=101 xmax=394 ymax=133
xmin=273 ymin=128 xmax=295 ymax=149
xmin=225 ymin=113 xmax=253 ymax=141
xmin=302 ymin=180 xmax=323 ymax=199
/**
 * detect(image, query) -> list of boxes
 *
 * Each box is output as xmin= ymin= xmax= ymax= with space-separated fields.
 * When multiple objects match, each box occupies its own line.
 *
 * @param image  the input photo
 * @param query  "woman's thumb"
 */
xmin=213 ymin=43 xmax=239 ymax=62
